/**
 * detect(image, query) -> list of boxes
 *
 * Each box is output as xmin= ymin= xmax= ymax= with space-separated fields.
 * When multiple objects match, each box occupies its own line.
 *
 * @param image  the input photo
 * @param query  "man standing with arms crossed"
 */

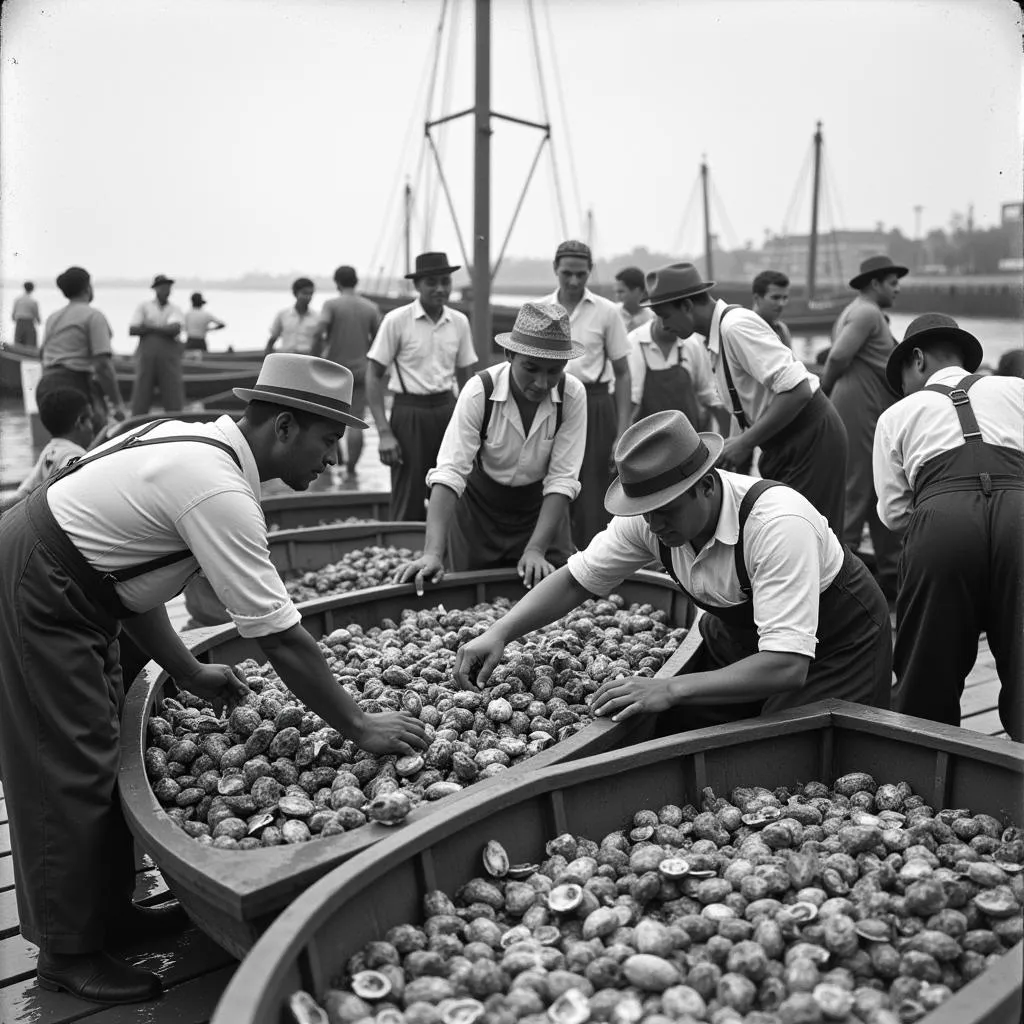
xmin=128 ymin=274 xmax=185 ymax=416
xmin=366 ymin=252 xmax=477 ymax=521
xmin=542 ymin=240 xmax=631 ymax=547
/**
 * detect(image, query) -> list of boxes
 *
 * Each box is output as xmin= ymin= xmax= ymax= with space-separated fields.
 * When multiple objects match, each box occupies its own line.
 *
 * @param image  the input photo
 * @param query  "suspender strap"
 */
xmin=477 ymin=370 xmax=568 ymax=451
xmin=718 ymin=304 xmax=750 ymax=431
xmin=657 ymin=540 xmax=683 ymax=589
xmin=923 ymin=373 xmax=985 ymax=443
xmin=554 ymin=376 xmax=566 ymax=433
xmin=735 ymin=479 xmax=785 ymax=597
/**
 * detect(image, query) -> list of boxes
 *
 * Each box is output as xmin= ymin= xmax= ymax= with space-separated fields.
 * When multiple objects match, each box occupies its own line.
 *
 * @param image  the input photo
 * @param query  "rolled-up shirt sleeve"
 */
xmin=543 ymin=379 xmax=586 ymax=500
xmin=129 ymin=303 xmax=146 ymax=329
xmin=745 ymin=513 xmax=823 ymax=657
xmin=567 ymin=515 xmax=657 ymax=596
xmin=89 ymin=311 xmax=113 ymax=356
xmin=605 ymin=309 xmax=631 ymax=361
xmin=627 ymin=340 xmax=646 ymax=405
xmin=425 ymin=375 xmax=485 ymax=499
xmin=456 ymin=318 xmax=478 ymax=368
xmin=729 ymin=315 xmax=810 ymax=395
xmin=366 ymin=311 xmax=399 ymax=368
xmin=685 ymin=338 xmax=725 ymax=410
xmin=873 ymin=410 xmax=913 ymax=532
xmin=175 ymin=489 xmax=301 ymax=638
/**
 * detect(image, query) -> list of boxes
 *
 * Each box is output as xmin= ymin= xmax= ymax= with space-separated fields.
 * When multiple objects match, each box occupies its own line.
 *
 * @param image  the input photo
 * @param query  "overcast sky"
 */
xmin=1 ymin=0 xmax=1020 ymax=282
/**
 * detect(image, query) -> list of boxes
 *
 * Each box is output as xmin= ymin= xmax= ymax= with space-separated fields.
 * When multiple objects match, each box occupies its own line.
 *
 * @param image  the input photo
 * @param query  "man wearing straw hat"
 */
xmin=366 ymin=251 xmax=478 ymax=521
xmin=874 ymin=314 xmax=1023 ymax=739
xmin=0 ymin=354 xmax=426 ymax=1004
xmin=396 ymin=302 xmax=587 ymax=594
xmin=454 ymin=411 xmax=891 ymax=726
xmin=642 ymin=262 xmax=848 ymax=538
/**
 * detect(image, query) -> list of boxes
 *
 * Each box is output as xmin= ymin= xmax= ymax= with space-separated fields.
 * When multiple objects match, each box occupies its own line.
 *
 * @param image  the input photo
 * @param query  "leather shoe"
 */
xmin=107 ymin=901 xmax=191 ymax=943
xmin=37 ymin=950 xmax=162 ymax=1004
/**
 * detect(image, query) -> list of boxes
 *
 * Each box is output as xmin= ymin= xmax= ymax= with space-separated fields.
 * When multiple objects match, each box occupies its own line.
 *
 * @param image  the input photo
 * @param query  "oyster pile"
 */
xmin=293 ymin=774 xmax=1022 ymax=1024
xmin=146 ymin=595 xmax=685 ymax=850
xmin=286 ymin=545 xmax=422 ymax=602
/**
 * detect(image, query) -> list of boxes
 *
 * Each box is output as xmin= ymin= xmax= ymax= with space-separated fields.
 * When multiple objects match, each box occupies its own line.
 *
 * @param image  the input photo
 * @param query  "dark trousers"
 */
xmin=389 ymin=392 xmax=455 ymax=521
xmin=0 ymin=500 xmax=136 ymax=953
xmin=572 ymin=385 xmax=616 ymax=549
xmin=14 ymin=319 xmax=38 ymax=348
xmin=894 ymin=485 xmax=1023 ymax=740
xmin=131 ymin=334 xmax=184 ymax=415
xmin=759 ymin=390 xmax=848 ymax=538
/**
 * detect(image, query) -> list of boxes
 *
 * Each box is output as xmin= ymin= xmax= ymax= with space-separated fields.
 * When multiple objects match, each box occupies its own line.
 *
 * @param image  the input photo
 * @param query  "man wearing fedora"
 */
xmin=0 ymin=353 xmax=427 ymax=1004
xmin=366 ymin=251 xmax=478 ymax=521
xmin=873 ymin=314 xmax=1023 ymax=740
xmin=822 ymin=255 xmax=907 ymax=600
xmin=541 ymin=239 xmax=631 ymax=548
xmin=396 ymin=302 xmax=587 ymax=594
xmin=453 ymin=411 xmax=891 ymax=723
xmin=641 ymin=263 xmax=848 ymax=536
xmin=128 ymin=274 xmax=186 ymax=416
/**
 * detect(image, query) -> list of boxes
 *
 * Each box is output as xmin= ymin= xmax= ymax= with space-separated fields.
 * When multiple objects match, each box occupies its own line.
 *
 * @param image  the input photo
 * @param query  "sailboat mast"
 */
xmin=701 ymin=156 xmax=713 ymax=281
xmin=404 ymin=180 xmax=413 ymax=288
xmin=807 ymin=120 xmax=823 ymax=300
xmin=472 ymin=0 xmax=492 ymax=362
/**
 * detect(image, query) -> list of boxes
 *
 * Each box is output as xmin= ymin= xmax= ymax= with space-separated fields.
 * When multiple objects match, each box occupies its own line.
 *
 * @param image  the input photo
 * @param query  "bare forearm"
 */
xmin=746 ymin=380 xmax=812 ymax=448
xmin=93 ymin=356 xmax=124 ymax=407
xmin=121 ymin=605 xmax=203 ymax=680
xmin=613 ymin=371 xmax=632 ymax=436
xmin=710 ymin=406 xmax=731 ymax=435
xmin=423 ymin=484 xmax=458 ymax=558
xmin=668 ymin=650 xmax=809 ymax=704
xmin=365 ymin=370 xmax=393 ymax=437
xmin=492 ymin=565 xmax=589 ymax=643
xmin=524 ymin=494 xmax=571 ymax=556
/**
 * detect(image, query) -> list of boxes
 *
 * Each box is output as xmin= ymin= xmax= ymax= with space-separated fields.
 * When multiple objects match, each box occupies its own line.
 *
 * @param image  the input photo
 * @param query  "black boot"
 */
xmin=37 ymin=950 xmax=162 ymax=1004
xmin=107 ymin=901 xmax=191 ymax=943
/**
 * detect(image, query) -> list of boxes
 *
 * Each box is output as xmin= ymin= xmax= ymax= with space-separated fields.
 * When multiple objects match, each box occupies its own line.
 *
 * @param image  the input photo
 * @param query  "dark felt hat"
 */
xmin=405 ymin=252 xmax=461 ymax=280
xmin=849 ymin=255 xmax=908 ymax=290
xmin=640 ymin=263 xmax=715 ymax=307
xmin=885 ymin=312 xmax=984 ymax=396
xmin=151 ymin=274 xmax=175 ymax=288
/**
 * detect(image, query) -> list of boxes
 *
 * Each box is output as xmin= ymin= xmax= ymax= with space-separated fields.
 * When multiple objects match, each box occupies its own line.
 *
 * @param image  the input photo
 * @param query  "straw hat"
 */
xmin=605 ymin=410 xmax=724 ymax=516
xmin=849 ymin=255 xmax=908 ymax=290
xmin=233 ymin=354 xmax=369 ymax=428
xmin=495 ymin=302 xmax=585 ymax=360
xmin=640 ymin=263 xmax=715 ymax=308
xmin=885 ymin=312 xmax=984 ymax=396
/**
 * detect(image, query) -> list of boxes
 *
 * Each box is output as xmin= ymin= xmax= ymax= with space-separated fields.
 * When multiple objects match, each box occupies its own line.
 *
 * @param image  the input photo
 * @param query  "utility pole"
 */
xmin=700 ymin=156 xmax=713 ymax=281
xmin=471 ymin=0 xmax=492 ymax=363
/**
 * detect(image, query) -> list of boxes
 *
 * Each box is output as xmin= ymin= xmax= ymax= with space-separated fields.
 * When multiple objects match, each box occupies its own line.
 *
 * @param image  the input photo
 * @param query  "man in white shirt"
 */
xmin=0 ymin=355 xmax=426 ymax=1004
xmin=366 ymin=252 xmax=478 ymax=521
xmin=751 ymin=270 xmax=794 ymax=349
xmin=873 ymin=313 xmax=1023 ymax=739
xmin=541 ymin=240 xmax=631 ymax=548
xmin=128 ymin=274 xmax=186 ymax=416
xmin=265 ymin=277 xmax=320 ymax=355
xmin=183 ymin=291 xmax=226 ymax=356
xmin=454 ymin=411 xmax=891 ymax=729
xmin=397 ymin=302 xmax=586 ymax=594
xmin=642 ymin=262 xmax=849 ymax=537
xmin=614 ymin=266 xmax=655 ymax=334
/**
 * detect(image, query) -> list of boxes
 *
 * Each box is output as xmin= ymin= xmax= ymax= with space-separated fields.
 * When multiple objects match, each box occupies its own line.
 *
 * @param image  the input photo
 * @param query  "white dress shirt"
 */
xmin=130 ymin=299 xmax=184 ymax=335
xmin=628 ymin=322 xmax=724 ymax=411
xmin=706 ymin=299 xmax=818 ymax=427
xmin=269 ymin=306 xmax=322 ymax=354
xmin=568 ymin=470 xmax=844 ymax=658
xmin=541 ymin=289 xmax=630 ymax=388
xmin=426 ymin=363 xmax=586 ymax=501
xmin=47 ymin=416 xmax=301 ymax=637
xmin=368 ymin=299 xmax=476 ymax=394
xmin=15 ymin=438 xmax=87 ymax=501
xmin=619 ymin=304 xmax=655 ymax=334
xmin=873 ymin=366 xmax=1024 ymax=532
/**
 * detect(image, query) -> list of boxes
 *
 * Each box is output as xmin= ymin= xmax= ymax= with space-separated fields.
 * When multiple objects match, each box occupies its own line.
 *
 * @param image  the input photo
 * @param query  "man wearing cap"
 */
xmin=454 ymin=411 xmax=891 ymax=725
xmin=873 ymin=314 xmax=1023 ymax=739
xmin=542 ymin=240 xmax=631 ymax=548
xmin=366 ymin=252 xmax=478 ymax=521
xmin=643 ymin=262 xmax=848 ymax=536
xmin=613 ymin=266 xmax=656 ymax=334
xmin=128 ymin=274 xmax=186 ymax=416
xmin=396 ymin=302 xmax=587 ymax=594
xmin=822 ymin=255 xmax=907 ymax=600
xmin=265 ymin=277 xmax=320 ymax=356
xmin=183 ymin=291 xmax=226 ymax=357
xmin=0 ymin=354 xmax=427 ymax=1004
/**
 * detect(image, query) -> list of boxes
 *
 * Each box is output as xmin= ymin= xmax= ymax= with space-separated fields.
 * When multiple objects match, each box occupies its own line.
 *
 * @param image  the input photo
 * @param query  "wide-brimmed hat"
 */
xmin=405 ymin=252 xmax=461 ymax=280
xmin=605 ymin=410 xmax=724 ymax=517
xmin=233 ymin=354 xmax=369 ymax=428
xmin=849 ymin=255 xmax=908 ymax=290
xmin=640 ymin=263 xmax=716 ymax=308
xmin=151 ymin=274 xmax=175 ymax=288
xmin=884 ymin=313 xmax=984 ymax=397
xmin=495 ymin=302 xmax=585 ymax=360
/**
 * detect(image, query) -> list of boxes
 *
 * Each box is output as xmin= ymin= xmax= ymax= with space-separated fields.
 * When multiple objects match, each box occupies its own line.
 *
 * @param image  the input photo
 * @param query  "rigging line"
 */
xmin=822 ymin=171 xmax=846 ymax=286
xmin=526 ymin=0 xmax=552 ymax=123
xmin=780 ymin=143 xmax=812 ymax=239
xmin=709 ymin=180 xmax=741 ymax=254
xmin=426 ymin=0 xmax=460 ymax=245
xmin=671 ymin=173 xmax=702 ymax=255
xmin=492 ymin=134 xmax=551 ymax=279
xmin=541 ymin=0 xmax=584 ymax=235
xmin=426 ymin=131 xmax=472 ymax=273
xmin=547 ymin=140 xmax=570 ymax=239
xmin=822 ymin=147 xmax=849 ymax=238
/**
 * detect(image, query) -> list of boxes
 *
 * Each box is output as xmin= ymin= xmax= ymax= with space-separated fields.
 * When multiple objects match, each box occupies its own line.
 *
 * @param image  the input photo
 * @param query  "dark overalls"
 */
xmin=388 ymin=355 xmax=456 ymax=522
xmin=446 ymin=371 xmax=573 ymax=571
xmin=635 ymin=341 xmax=701 ymax=429
xmin=718 ymin=306 xmax=849 ymax=537
xmin=573 ymin=351 xmax=617 ymax=549
xmin=0 ymin=422 xmax=240 ymax=954
xmin=655 ymin=480 xmax=892 ymax=733
xmin=892 ymin=375 xmax=1024 ymax=739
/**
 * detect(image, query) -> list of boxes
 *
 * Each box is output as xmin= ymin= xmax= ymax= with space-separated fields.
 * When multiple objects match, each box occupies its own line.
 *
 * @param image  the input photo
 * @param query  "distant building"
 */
xmin=761 ymin=230 xmax=889 ymax=289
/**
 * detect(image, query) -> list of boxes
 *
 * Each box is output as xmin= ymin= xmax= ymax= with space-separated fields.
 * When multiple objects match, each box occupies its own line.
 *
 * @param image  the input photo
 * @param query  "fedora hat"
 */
xmin=849 ymin=255 xmax=908 ymax=290
xmin=640 ymin=263 xmax=716 ymax=308
xmin=605 ymin=410 xmax=724 ymax=517
xmin=495 ymin=302 xmax=585 ymax=360
xmin=405 ymin=252 xmax=461 ymax=280
xmin=233 ymin=354 xmax=369 ymax=428
xmin=885 ymin=312 xmax=984 ymax=397
xmin=151 ymin=274 xmax=175 ymax=288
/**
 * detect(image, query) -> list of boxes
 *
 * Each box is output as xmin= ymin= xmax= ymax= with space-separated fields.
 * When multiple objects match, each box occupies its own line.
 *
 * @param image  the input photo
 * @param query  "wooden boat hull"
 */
xmin=210 ymin=699 xmax=1024 ymax=1024
xmin=260 ymin=490 xmax=393 ymax=530
xmin=119 ymin=570 xmax=693 ymax=957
